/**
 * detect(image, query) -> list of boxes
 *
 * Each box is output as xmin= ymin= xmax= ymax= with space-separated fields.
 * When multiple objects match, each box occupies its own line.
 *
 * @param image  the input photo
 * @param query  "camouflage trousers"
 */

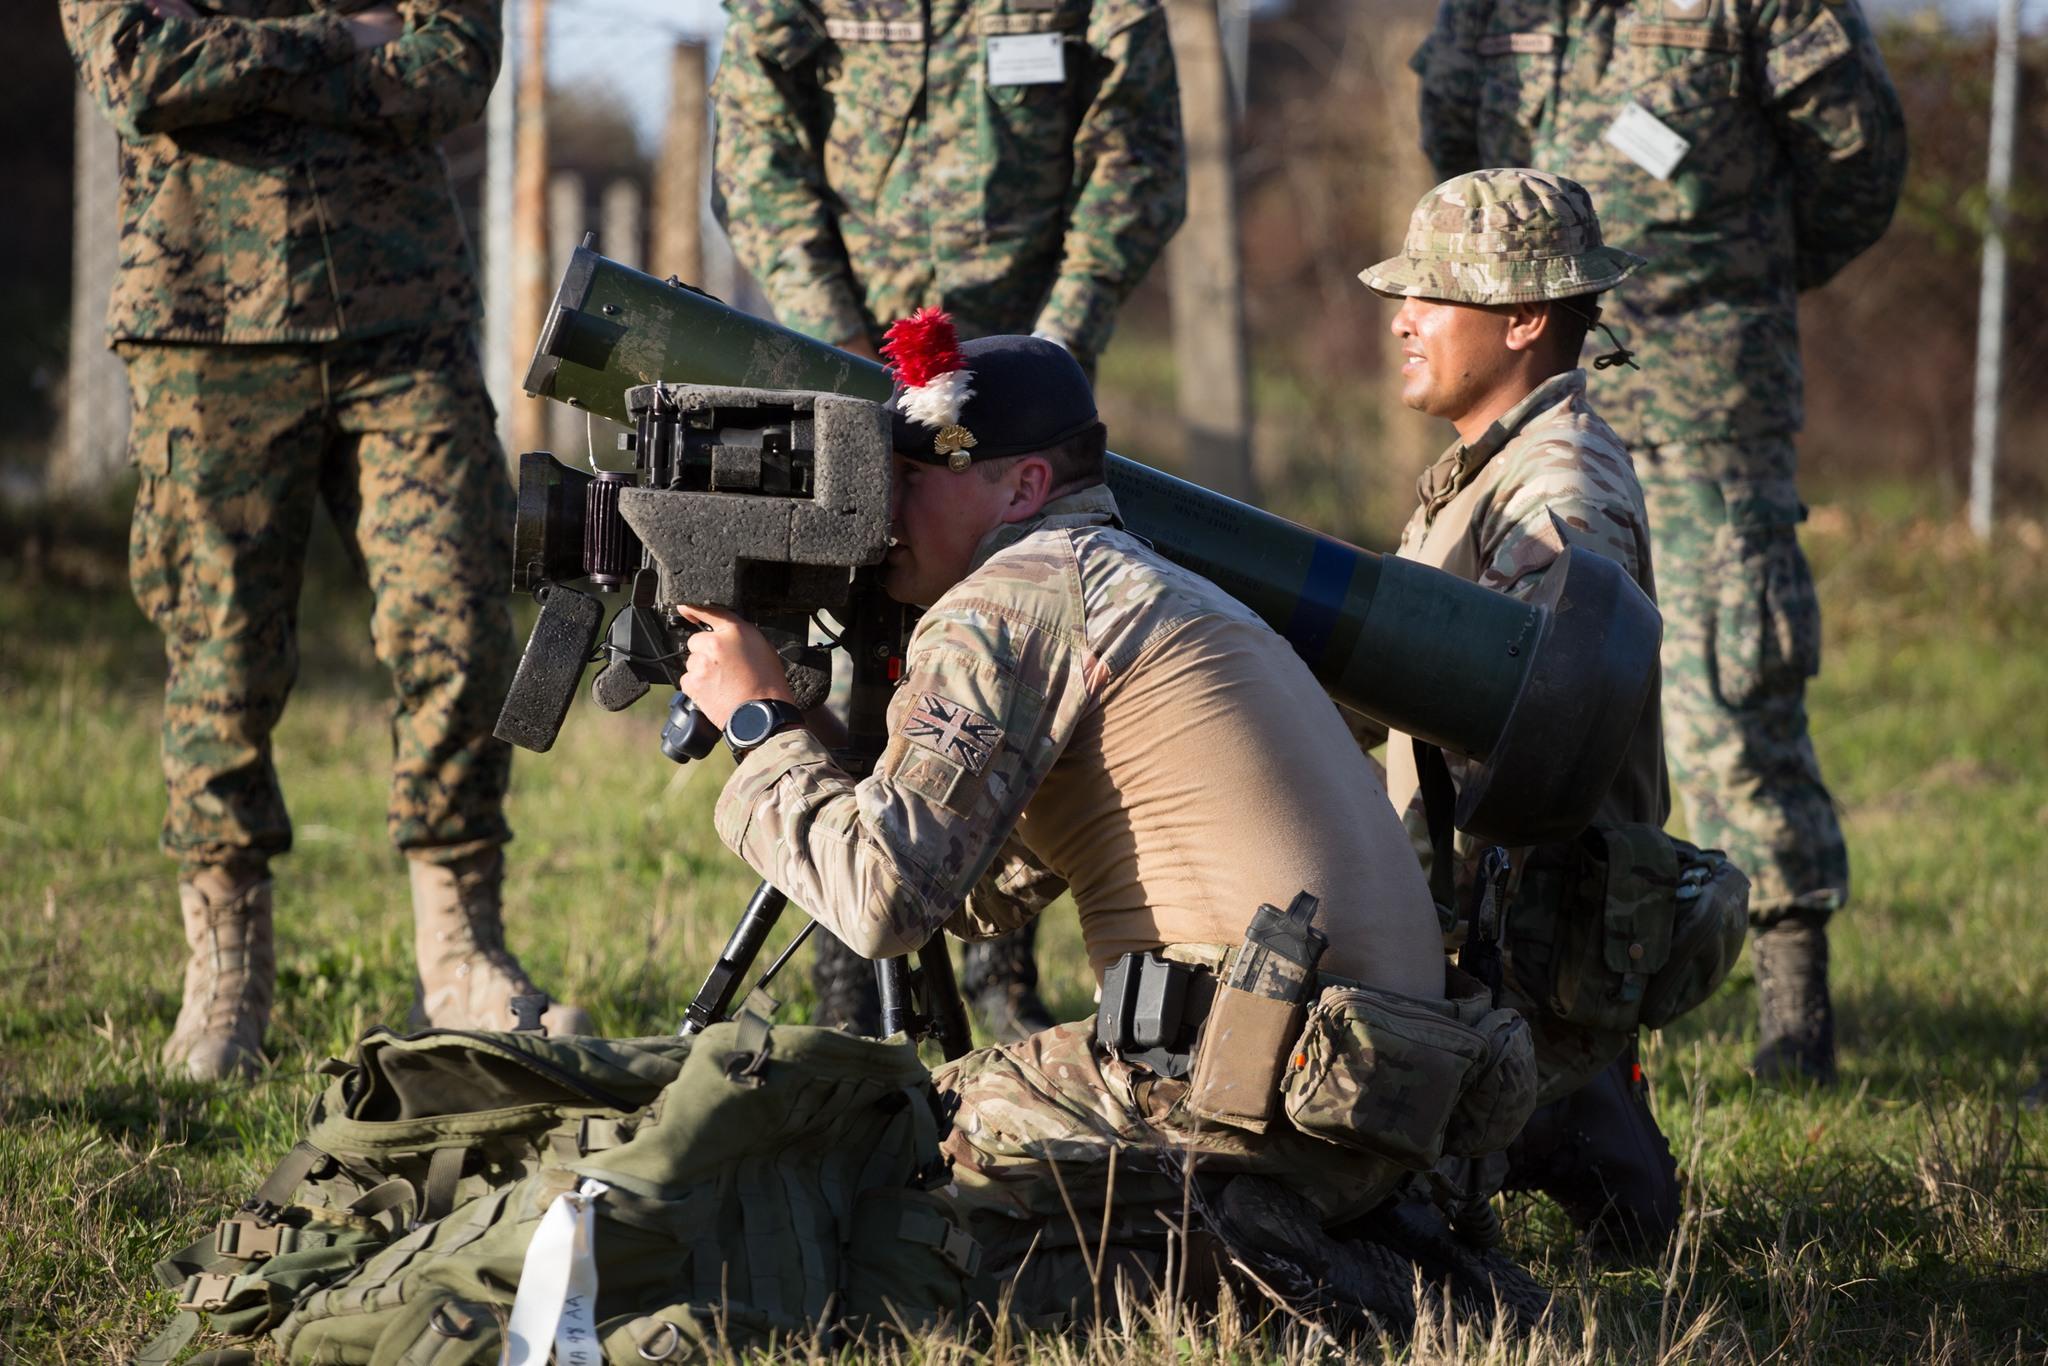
xmin=933 ymin=1019 xmax=1404 ymax=1324
xmin=116 ymin=327 xmax=517 ymax=869
xmin=1635 ymin=436 xmax=1848 ymax=924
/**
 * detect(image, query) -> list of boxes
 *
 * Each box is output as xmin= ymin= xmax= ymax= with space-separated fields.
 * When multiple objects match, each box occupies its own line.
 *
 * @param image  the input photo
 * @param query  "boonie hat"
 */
xmin=882 ymin=310 xmax=1100 ymax=470
xmin=1361 ymin=168 xmax=1645 ymax=306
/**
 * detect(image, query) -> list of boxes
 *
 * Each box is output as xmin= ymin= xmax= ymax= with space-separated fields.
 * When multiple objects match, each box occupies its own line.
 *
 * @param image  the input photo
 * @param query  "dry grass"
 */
xmin=2 ymin=492 xmax=2046 ymax=1362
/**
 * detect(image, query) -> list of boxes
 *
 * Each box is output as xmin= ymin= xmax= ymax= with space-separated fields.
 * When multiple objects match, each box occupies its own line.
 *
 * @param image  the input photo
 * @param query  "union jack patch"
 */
xmin=902 ymin=693 xmax=1003 ymax=774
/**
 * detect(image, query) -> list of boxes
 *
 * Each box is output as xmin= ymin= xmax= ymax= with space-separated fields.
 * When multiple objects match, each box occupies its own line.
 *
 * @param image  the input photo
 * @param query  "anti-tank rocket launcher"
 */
xmin=507 ymin=244 xmax=1662 ymax=849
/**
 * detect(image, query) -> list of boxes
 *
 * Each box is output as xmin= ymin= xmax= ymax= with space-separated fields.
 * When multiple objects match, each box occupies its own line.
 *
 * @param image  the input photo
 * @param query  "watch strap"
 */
xmin=726 ymin=698 xmax=806 ymax=759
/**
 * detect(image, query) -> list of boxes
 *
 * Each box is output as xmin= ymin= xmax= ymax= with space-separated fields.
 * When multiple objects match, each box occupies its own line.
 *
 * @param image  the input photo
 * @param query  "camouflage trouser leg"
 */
xmin=1636 ymin=437 xmax=1848 ymax=924
xmin=118 ymin=329 xmax=516 ymax=869
xmin=933 ymin=1020 xmax=1403 ymax=1324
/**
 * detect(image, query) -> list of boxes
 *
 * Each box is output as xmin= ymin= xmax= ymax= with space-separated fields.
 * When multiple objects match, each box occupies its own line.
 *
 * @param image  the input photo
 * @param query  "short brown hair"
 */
xmin=974 ymin=421 xmax=1107 ymax=490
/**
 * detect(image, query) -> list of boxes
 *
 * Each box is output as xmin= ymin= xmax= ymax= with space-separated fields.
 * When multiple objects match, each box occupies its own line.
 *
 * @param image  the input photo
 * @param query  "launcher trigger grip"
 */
xmin=661 ymin=692 xmax=721 ymax=764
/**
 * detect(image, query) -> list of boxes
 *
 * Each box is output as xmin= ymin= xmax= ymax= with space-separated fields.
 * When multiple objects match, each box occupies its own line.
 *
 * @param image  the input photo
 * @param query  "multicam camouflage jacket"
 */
xmin=1412 ymin=0 xmax=1907 ymax=447
xmin=714 ymin=486 xmax=1438 ymax=985
xmin=710 ymin=0 xmax=1187 ymax=365
xmin=62 ymin=0 xmax=498 ymax=344
xmin=1381 ymin=369 xmax=1667 ymax=850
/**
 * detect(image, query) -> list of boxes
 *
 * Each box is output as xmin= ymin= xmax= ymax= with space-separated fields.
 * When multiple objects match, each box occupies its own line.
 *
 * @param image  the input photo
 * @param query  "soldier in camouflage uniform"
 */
xmin=1412 ymin=0 xmax=1909 ymax=1082
xmin=63 ymin=0 xmax=586 ymax=1082
xmin=711 ymin=0 xmax=1188 ymax=1039
xmin=1359 ymin=169 xmax=1680 ymax=1259
xmin=676 ymin=330 xmax=1529 ymax=1322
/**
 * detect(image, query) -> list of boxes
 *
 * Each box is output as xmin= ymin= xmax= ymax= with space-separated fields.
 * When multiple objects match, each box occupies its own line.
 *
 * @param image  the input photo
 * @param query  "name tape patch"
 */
xmin=1604 ymin=100 xmax=1691 ymax=180
xmin=986 ymin=32 xmax=1066 ymax=85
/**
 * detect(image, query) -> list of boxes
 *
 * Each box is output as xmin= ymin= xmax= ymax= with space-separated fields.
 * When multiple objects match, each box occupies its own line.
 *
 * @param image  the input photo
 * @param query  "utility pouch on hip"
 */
xmin=1508 ymin=824 xmax=1750 ymax=1035
xmin=1188 ymin=893 xmax=1327 ymax=1133
xmin=1281 ymin=969 xmax=1535 ymax=1170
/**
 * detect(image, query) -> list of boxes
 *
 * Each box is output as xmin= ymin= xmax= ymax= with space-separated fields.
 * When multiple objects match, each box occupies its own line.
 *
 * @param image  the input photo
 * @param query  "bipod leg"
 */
xmin=871 ymin=948 xmax=971 ymax=1058
xmin=917 ymin=941 xmax=973 ymax=1060
xmin=876 ymin=957 xmax=916 ymax=1039
xmin=678 ymin=881 xmax=788 ymax=1036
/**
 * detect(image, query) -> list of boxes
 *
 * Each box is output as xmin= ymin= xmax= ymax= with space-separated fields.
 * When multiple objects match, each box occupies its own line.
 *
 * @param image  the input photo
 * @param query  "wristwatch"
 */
xmin=724 ymin=698 xmax=806 ymax=761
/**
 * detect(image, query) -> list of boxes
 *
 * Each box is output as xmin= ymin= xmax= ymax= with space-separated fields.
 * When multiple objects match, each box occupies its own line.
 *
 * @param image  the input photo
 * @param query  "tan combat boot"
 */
xmin=162 ymin=862 xmax=275 ymax=1082
xmin=409 ymin=847 xmax=592 ymax=1035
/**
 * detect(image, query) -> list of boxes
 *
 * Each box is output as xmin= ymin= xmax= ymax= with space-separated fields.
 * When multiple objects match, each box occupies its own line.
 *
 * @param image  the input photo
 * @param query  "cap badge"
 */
xmin=937 ymin=426 xmax=978 ymax=469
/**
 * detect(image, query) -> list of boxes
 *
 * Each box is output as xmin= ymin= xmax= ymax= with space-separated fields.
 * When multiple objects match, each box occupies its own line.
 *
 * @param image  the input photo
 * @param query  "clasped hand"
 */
xmin=144 ymin=0 xmax=403 ymax=51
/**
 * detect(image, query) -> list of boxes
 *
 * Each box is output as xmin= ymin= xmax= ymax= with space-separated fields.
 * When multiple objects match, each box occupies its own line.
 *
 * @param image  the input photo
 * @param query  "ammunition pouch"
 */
xmin=1186 ymin=984 xmax=1307 ymax=1134
xmin=1280 ymin=970 xmax=1536 ymax=1170
xmin=1094 ymin=951 xmax=1216 ymax=1079
xmin=1507 ymin=824 xmax=1750 ymax=1036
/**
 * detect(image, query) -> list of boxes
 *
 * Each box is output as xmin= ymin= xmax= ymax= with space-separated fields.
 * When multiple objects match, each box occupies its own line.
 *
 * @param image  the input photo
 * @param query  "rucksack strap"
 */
xmin=423 ymin=1145 xmax=467 ymax=1223
xmin=1413 ymin=738 xmax=1458 ymax=917
xmin=254 ymin=1141 xmax=328 ymax=1207
xmin=1412 ymin=740 xmax=1510 ymax=1002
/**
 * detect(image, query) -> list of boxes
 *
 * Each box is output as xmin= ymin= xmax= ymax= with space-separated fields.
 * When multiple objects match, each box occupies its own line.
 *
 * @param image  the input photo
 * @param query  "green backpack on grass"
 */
xmin=141 ymin=1018 xmax=978 ymax=1364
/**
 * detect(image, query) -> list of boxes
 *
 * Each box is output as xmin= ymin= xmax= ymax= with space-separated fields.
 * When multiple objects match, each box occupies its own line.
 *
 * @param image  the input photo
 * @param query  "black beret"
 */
xmin=888 ymin=334 xmax=1100 ymax=467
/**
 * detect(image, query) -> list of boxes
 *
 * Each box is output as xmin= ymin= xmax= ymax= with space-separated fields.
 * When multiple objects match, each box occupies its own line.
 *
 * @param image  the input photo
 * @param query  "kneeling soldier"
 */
xmin=676 ymin=314 xmax=1537 ymax=1322
xmin=1358 ymin=169 xmax=1691 ymax=1259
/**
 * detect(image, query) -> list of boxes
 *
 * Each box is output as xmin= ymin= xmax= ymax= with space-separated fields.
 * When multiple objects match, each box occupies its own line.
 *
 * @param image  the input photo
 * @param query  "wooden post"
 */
xmin=482 ymin=0 xmax=518 ymax=457
xmin=547 ymin=171 xmax=586 ymax=453
xmin=59 ymin=84 xmax=129 ymax=496
xmin=1163 ymin=0 xmax=1253 ymax=501
xmin=509 ymin=0 xmax=551 ymax=458
xmin=653 ymin=40 xmax=708 ymax=286
xmin=601 ymin=177 xmax=645 ymax=272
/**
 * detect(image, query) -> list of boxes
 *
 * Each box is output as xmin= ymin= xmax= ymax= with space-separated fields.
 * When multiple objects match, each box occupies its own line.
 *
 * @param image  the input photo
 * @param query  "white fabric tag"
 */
xmin=505 ymin=1178 xmax=610 ymax=1366
xmin=1603 ymin=100 xmax=1691 ymax=179
xmin=986 ymin=33 xmax=1065 ymax=85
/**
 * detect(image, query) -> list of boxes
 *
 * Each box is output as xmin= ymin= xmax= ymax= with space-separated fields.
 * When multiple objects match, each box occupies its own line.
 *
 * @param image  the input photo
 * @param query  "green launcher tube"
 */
xmin=524 ymin=247 xmax=1659 ymax=844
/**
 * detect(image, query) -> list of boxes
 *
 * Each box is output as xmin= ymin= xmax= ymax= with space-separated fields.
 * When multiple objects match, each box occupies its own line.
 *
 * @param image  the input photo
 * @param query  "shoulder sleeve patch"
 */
xmin=884 ymin=735 xmax=969 ymax=811
xmin=901 ymin=692 xmax=1005 ymax=774
xmin=1763 ymin=5 xmax=1852 ymax=101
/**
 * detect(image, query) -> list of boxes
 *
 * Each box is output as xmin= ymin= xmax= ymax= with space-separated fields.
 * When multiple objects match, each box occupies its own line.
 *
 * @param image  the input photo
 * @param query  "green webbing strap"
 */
xmin=346 ymin=1178 xmax=419 ymax=1229
xmin=423 ymin=1146 xmax=466 ymax=1224
xmin=1413 ymin=739 xmax=1459 ymax=917
xmin=155 ymin=1233 xmax=217 ymax=1290
xmin=897 ymin=1205 xmax=981 ymax=1276
xmin=131 ymin=1310 xmax=200 ymax=1366
xmin=253 ymin=1142 xmax=326 ymax=1208
xmin=725 ymin=1011 xmax=773 ymax=1088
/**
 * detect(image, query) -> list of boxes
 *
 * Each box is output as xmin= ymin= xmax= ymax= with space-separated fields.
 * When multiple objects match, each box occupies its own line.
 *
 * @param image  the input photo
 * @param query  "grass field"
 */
xmin=2 ymin=484 xmax=2045 ymax=1363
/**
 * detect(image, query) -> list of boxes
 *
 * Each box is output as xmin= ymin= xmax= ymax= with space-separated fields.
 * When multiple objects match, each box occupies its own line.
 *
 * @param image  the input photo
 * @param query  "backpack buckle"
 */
xmin=215 ymin=1215 xmax=292 ymax=1262
xmin=177 ymin=1271 xmax=239 ymax=1311
xmin=509 ymin=993 xmax=550 ymax=1033
xmin=938 ymin=1224 xmax=982 ymax=1277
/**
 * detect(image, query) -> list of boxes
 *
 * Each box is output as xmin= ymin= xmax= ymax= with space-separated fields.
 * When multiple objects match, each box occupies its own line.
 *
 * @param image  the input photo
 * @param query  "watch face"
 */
xmin=727 ymin=701 xmax=774 ymax=747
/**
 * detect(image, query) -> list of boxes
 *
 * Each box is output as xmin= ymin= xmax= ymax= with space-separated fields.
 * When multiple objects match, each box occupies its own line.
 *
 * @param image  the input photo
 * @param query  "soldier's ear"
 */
xmin=999 ymin=455 xmax=1058 ymax=523
xmin=1502 ymin=301 xmax=1551 ymax=354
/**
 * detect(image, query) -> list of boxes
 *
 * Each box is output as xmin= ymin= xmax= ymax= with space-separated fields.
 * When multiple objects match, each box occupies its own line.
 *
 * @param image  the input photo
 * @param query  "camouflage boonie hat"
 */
xmin=1361 ymin=169 xmax=1645 ymax=306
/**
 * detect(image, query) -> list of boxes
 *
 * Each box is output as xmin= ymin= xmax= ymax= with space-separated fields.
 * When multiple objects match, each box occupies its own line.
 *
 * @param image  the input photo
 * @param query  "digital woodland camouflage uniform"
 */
xmin=1361 ymin=170 xmax=1682 ymax=1257
xmin=712 ymin=0 xmax=1187 ymax=1034
xmin=63 ymin=0 xmax=582 ymax=1080
xmin=1413 ymin=0 xmax=1909 ymax=1080
xmin=711 ymin=0 xmax=1187 ymax=370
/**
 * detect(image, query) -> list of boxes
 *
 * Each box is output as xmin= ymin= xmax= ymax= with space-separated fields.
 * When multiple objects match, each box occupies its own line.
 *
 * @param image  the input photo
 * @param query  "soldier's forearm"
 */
xmin=714 ymin=731 xmax=956 ymax=960
xmin=65 ymin=3 xmax=359 ymax=138
xmin=257 ymin=3 xmax=501 ymax=143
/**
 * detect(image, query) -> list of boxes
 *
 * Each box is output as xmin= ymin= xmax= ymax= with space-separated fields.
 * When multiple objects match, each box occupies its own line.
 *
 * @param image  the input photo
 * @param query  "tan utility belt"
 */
xmin=1096 ymin=945 xmax=1538 ymax=1168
